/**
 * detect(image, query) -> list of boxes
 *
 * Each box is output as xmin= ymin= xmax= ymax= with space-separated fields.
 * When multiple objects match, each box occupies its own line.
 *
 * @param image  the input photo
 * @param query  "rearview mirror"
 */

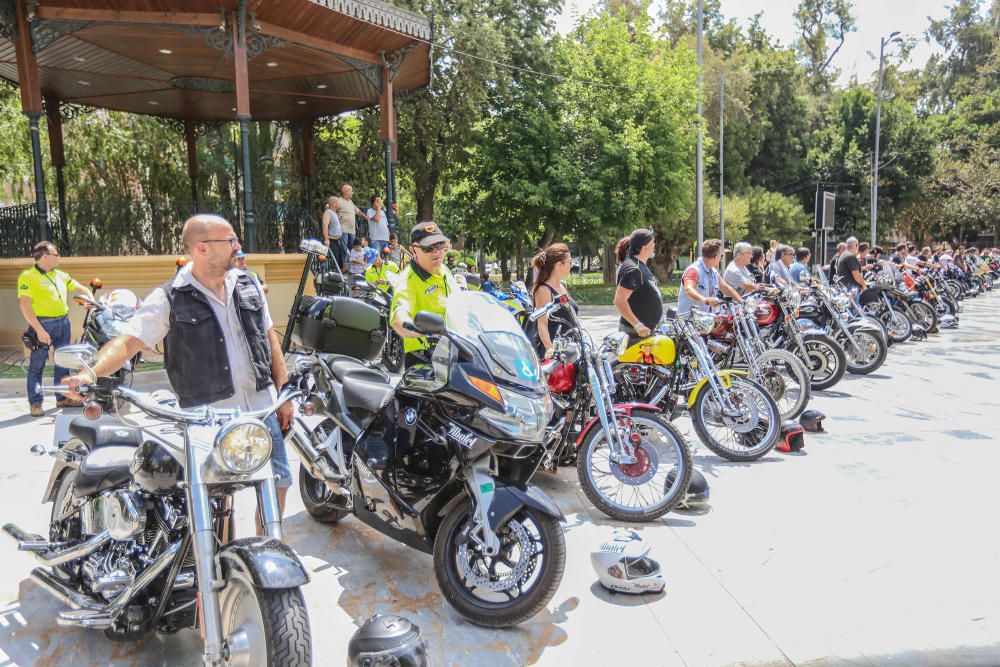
xmin=413 ymin=311 xmax=446 ymax=335
xmin=54 ymin=343 xmax=98 ymax=371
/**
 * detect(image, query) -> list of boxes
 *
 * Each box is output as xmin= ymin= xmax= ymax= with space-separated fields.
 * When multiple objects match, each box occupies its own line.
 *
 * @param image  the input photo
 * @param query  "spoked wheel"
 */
xmin=435 ymin=503 xmax=565 ymax=628
xmin=219 ymin=569 xmax=312 ymax=667
xmin=791 ymin=333 xmax=847 ymax=390
xmin=909 ymin=300 xmax=939 ymax=333
xmin=748 ymin=349 xmax=811 ymax=420
xmin=576 ymin=410 xmax=692 ymax=521
xmin=690 ymin=377 xmax=780 ymax=462
xmin=885 ymin=306 xmax=913 ymax=342
xmin=837 ymin=328 xmax=887 ymax=375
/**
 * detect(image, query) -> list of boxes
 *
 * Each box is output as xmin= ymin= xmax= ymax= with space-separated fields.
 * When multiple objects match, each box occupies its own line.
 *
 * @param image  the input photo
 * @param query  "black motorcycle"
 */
xmin=796 ymin=282 xmax=888 ymax=375
xmin=4 ymin=344 xmax=312 ymax=667
xmin=284 ymin=290 xmax=566 ymax=627
xmin=73 ymin=279 xmax=143 ymax=387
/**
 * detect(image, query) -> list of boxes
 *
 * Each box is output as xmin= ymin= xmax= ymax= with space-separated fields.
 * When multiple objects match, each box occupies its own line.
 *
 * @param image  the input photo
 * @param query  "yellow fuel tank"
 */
xmin=618 ymin=334 xmax=676 ymax=365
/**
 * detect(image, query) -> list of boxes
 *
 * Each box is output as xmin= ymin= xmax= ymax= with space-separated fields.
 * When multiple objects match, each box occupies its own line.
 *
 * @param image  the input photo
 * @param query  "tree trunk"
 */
xmin=500 ymin=254 xmax=510 ymax=282
xmin=537 ymin=227 xmax=555 ymax=250
xmin=649 ymin=251 xmax=675 ymax=282
xmin=602 ymin=244 xmax=616 ymax=284
xmin=515 ymin=238 xmax=524 ymax=282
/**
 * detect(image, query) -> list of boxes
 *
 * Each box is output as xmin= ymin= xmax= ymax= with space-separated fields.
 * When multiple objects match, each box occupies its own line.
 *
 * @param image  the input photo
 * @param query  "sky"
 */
xmin=554 ymin=0 xmax=957 ymax=86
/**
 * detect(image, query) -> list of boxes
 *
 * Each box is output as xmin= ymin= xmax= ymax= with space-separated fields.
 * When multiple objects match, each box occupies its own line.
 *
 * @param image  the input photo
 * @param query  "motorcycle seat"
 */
xmin=322 ymin=354 xmax=390 ymax=385
xmin=69 ymin=416 xmax=143 ymax=450
xmin=343 ymin=378 xmax=394 ymax=415
xmin=75 ymin=445 xmax=134 ymax=497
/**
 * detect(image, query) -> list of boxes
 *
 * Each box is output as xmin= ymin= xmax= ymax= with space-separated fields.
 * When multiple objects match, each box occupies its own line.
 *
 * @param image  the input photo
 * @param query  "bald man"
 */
xmin=63 ymin=215 xmax=294 ymax=527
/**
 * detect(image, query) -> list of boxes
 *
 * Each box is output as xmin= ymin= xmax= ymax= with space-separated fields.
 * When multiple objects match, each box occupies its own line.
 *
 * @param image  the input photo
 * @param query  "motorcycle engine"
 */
xmin=618 ymin=364 xmax=650 ymax=388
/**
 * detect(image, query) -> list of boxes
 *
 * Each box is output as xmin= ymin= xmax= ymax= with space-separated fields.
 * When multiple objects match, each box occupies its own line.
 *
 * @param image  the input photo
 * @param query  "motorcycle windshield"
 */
xmin=444 ymin=291 xmax=544 ymax=389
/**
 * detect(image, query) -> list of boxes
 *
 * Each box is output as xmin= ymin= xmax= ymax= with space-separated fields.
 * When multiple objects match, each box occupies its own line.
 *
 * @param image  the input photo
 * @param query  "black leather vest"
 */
xmin=160 ymin=272 xmax=272 ymax=408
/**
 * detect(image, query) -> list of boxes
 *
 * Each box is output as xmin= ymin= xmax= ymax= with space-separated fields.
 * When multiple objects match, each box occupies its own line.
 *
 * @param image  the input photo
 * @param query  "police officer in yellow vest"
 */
xmin=390 ymin=222 xmax=459 ymax=367
xmin=18 ymin=241 xmax=93 ymax=416
xmin=365 ymin=247 xmax=399 ymax=292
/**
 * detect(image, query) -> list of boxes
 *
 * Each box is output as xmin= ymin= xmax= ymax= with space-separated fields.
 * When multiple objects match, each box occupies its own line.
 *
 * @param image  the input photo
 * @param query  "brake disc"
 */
xmin=458 ymin=519 xmax=534 ymax=593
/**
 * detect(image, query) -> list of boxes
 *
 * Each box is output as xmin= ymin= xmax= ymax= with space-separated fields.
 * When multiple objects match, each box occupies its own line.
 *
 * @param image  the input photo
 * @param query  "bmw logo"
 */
xmin=404 ymin=408 xmax=417 ymax=425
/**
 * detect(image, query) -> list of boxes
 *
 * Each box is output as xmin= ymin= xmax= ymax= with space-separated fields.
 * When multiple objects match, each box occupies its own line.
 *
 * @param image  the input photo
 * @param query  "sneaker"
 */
xmin=56 ymin=398 xmax=83 ymax=408
xmin=29 ymin=405 xmax=44 ymax=417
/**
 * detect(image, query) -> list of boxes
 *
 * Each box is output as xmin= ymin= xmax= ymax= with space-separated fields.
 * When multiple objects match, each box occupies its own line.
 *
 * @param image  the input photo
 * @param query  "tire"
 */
xmin=576 ymin=410 xmax=692 ymax=521
xmin=218 ymin=570 xmax=312 ymax=667
xmin=49 ymin=470 xmax=82 ymax=568
xmin=943 ymin=294 xmax=959 ymax=317
xmin=790 ymin=333 xmax=847 ymax=391
xmin=909 ymin=300 xmax=939 ymax=333
xmin=690 ymin=377 xmax=780 ymax=462
xmin=298 ymin=464 xmax=349 ymax=523
xmin=887 ymin=306 xmax=913 ymax=343
xmin=749 ymin=349 xmax=811 ymax=421
xmin=434 ymin=502 xmax=565 ymax=628
xmin=382 ymin=329 xmax=403 ymax=373
xmin=838 ymin=327 xmax=887 ymax=375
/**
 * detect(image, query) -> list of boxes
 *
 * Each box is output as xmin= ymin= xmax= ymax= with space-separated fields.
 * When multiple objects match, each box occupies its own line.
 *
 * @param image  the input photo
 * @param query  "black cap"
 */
xmin=409 ymin=221 xmax=448 ymax=247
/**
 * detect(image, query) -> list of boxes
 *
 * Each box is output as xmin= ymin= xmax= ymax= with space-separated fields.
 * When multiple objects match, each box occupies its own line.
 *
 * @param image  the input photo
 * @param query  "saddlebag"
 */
xmin=292 ymin=295 xmax=385 ymax=361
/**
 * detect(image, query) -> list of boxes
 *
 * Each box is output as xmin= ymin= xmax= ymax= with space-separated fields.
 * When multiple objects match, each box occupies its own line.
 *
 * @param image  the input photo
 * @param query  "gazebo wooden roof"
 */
xmin=0 ymin=0 xmax=431 ymax=120
xmin=0 ymin=0 xmax=431 ymax=251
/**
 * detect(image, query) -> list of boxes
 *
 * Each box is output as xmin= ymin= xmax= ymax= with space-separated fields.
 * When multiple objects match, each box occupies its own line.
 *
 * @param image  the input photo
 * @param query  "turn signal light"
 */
xmin=469 ymin=376 xmax=503 ymax=404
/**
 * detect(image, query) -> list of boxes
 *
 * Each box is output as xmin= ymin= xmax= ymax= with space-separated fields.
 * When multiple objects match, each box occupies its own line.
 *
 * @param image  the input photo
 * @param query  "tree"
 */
xmin=794 ymin=0 xmax=857 ymax=91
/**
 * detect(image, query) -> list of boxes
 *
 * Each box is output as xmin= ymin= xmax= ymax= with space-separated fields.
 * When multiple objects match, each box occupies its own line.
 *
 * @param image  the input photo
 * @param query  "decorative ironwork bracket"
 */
xmin=336 ymin=54 xmax=383 ymax=94
xmin=31 ymin=19 xmax=88 ymax=53
xmin=0 ymin=0 xmax=15 ymax=41
xmin=41 ymin=98 xmax=95 ymax=122
xmin=384 ymin=41 xmax=417 ymax=81
xmin=180 ymin=8 xmax=283 ymax=62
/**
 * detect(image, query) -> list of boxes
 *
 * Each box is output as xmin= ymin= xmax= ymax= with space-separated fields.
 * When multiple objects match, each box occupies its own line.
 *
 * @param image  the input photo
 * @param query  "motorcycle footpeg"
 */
xmin=2 ymin=523 xmax=51 ymax=552
xmin=57 ymin=609 xmax=112 ymax=629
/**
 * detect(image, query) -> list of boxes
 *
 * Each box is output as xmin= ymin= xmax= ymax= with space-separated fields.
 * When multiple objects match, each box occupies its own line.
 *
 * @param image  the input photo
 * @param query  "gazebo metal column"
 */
xmin=184 ymin=119 xmax=199 ymax=208
xmin=232 ymin=7 xmax=255 ymax=251
xmin=13 ymin=0 xmax=47 ymax=242
xmin=380 ymin=54 xmax=398 ymax=230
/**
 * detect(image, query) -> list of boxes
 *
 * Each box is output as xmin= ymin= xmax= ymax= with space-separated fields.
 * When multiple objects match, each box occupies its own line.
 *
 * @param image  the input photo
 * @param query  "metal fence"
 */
xmin=0 ymin=199 xmax=335 ymax=257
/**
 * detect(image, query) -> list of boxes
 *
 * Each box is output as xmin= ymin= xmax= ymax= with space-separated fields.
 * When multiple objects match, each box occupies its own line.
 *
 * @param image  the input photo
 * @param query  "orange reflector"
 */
xmin=469 ymin=376 xmax=503 ymax=404
xmin=90 ymin=278 xmax=103 ymax=288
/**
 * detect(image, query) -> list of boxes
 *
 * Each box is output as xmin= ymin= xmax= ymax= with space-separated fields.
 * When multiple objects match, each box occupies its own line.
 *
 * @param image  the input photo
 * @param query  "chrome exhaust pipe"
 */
xmin=30 ymin=568 xmax=104 ymax=611
xmin=286 ymin=422 xmax=343 ymax=484
xmin=5 ymin=523 xmax=110 ymax=566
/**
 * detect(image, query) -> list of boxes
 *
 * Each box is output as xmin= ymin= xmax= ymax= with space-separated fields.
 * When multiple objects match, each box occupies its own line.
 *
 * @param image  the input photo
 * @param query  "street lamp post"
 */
xmin=872 ymin=31 xmax=901 ymax=247
xmin=696 ymin=0 xmax=704 ymax=253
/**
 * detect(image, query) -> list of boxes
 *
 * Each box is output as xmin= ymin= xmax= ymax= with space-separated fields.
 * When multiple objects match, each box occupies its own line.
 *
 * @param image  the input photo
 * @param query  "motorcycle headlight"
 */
xmin=833 ymin=295 xmax=851 ymax=312
xmin=690 ymin=311 xmax=715 ymax=335
xmin=743 ymin=297 xmax=760 ymax=315
xmin=215 ymin=418 xmax=272 ymax=474
xmin=479 ymin=388 xmax=551 ymax=441
xmin=784 ymin=288 xmax=802 ymax=309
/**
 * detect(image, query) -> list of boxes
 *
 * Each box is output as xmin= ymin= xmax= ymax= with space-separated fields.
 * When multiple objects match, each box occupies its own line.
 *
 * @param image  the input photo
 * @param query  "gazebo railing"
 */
xmin=0 ymin=199 xmax=339 ymax=258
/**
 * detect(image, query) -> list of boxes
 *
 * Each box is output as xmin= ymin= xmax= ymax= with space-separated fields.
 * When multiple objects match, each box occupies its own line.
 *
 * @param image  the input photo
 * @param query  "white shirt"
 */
xmin=124 ymin=265 xmax=276 ymax=411
xmin=367 ymin=207 xmax=389 ymax=242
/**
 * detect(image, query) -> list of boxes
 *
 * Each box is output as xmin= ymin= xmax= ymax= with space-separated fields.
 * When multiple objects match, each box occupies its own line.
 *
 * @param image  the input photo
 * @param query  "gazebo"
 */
xmin=0 ymin=0 xmax=431 ymax=253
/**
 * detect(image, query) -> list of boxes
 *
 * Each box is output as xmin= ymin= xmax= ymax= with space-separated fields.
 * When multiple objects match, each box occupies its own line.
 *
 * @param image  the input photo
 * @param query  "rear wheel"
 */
xmin=298 ymin=465 xmax=350 ymax=523
xmin=837 ymin=328 xmax=887 ymax=375
xmin=382 ymin=329 xmax=404 ymax=373
xmin=790 ymin=333 xmax=846 ymax=390
xmin=576 ymin=411 xmax=692 ymax=521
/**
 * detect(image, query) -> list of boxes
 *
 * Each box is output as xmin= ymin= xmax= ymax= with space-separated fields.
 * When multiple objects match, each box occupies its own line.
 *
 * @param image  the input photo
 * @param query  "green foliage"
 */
xmin=743 ymin=187 xmax=813 ymax=247
xmin=794 ymin=0 xmax=857 ymax=91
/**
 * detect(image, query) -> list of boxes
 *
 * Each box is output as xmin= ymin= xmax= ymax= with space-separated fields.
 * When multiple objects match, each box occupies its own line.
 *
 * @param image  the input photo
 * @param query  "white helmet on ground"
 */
xmin=590 ymin=529 xmax=665 ymax=594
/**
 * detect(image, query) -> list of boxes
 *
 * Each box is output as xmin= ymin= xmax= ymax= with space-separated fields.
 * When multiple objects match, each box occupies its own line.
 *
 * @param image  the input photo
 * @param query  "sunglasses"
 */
xmin=201 ymin=237 xmax=240 ymax=248
xmin=415 ymin=242 xmax=447 ymax=253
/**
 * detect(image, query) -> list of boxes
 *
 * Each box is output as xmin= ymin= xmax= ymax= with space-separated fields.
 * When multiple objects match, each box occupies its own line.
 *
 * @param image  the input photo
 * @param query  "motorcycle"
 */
xmin=611 ymin=307 xmax=781 ymax=463
xmin=707 ymin=298 xmax=812 ymax=420
xmin=4 ymin=344 xmax=312 ymax=667
xmin=285 ymin=290 xmax=566 ymax=627
xmin=530 ymin=295 xmax=693 ymax=522
xmin=753 ymin=286 xmax=848 ymax=391
xmin=350 ymin=274 xmax=404 ymax=373
xmin=73 ymin=279 xmax=143 ymax=388
xmin=796 ymin=281 xmax=888 ymax=375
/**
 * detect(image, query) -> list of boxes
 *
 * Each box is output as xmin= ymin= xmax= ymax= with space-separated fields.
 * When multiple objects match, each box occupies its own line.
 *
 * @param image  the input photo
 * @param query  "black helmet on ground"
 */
xmin=778 ymin=419 xmax=805 ymax=452
xmin=348 ymin=614 xmax=430 ymax=667
xmin=666 ymin=468 xmax=710 ymax=511
xmin=799 ymin=410 xmax=826 ymax=433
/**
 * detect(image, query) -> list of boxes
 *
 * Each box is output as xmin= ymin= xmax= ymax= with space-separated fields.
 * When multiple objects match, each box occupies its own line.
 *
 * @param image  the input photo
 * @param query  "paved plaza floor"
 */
xmin=0 ymin=294 xmax=997 ymax=666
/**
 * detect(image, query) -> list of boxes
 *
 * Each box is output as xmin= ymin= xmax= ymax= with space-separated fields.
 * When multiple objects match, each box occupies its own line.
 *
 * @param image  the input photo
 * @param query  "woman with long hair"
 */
xmin=531 ymin=243 xmax=577 ymax=358
xmin=613 ymin=229 xmax=661 ymax=343
xmin=747 ymin=245 xmax=765 ymax=283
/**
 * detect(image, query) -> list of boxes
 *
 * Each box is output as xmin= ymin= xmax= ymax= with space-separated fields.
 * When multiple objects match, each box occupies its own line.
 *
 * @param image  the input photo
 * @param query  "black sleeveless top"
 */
xmin=534 ymin=283 xmax=578 ymax=352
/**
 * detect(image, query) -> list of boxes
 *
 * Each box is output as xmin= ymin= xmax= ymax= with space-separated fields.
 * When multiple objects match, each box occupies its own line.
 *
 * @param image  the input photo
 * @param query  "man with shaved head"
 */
xmin=64 ymin=215 xmax=294 ymax=528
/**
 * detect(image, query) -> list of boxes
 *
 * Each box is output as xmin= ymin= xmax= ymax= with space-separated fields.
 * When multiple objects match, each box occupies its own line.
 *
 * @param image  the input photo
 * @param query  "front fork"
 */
xmin=587 ymin=361 xmax=636 ymax=465
xmin=687 ymin=334 xmax=740 ymax=414
xmin=185 ymin=435 xmax=283 ymax=666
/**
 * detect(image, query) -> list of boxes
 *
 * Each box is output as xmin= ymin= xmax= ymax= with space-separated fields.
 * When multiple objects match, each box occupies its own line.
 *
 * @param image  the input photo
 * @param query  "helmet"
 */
xmin=799 ymin=409 xmax=825 ymax=433
xmin=590 ymin=529 xmax=665 ymax=594
xmin=665 ymin=468 xmax=709 ymax=511
xmin=347 ymin=614 xmax=430 ymax=667
xmin=777 ymin=419 xmax=805 ymax=453
xmin=939 ymin=314 xmax=958 ymax=328
xmin=911 ymin=324 xmax=927 ymax=341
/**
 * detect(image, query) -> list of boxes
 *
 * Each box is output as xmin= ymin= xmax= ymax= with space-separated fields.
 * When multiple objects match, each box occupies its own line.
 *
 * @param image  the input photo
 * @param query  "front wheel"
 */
xmin=886 ymin=306 xmax=913 ymax=342
xmin=218 ymin=570 xmax=312 ymax=667
xmin=435 ymin=503 xmax=565 ymax=628
xmin=909 ymin=300 xmax=939 ymax=333
xmin=749 ymin=349 xmax=811 ymax=421
xmin=790 ymin=333 xmax=847 ymax=391
xmin=690 ymin=377 xmax=780 ymax=462
xmin=837 ymin=328 xmax=887 ymax=375
xmin=382 ymin=329 xmax=404 ymax=373
xmin=576 ymin=410 xmax=692 ymax=522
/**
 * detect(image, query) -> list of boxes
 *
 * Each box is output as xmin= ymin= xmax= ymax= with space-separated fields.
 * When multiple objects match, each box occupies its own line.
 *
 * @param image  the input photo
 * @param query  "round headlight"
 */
xmin=743 ymin=297 xmax=759 ymax=315
xmin=691 ymin=311 xmax=715 ymax=334
xmin=216 ymin=419 xmax=272 ymax=474
xmin=834 ymin=295 xmax=850 ymax=311
xmin=784 ymin=288 xmax=802 ymax=309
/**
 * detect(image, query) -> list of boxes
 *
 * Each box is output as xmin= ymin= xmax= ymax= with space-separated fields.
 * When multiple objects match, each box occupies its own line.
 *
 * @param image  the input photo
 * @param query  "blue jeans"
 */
xmin=27 ymin=316 xmax=71 ymax=406
xmin=339 ymin=233 xmax=356 ymax=261
xmin=264 ymin=414 xmax=293 ymax=488
xmin=371 ymin=240 xmax=388 ymax=254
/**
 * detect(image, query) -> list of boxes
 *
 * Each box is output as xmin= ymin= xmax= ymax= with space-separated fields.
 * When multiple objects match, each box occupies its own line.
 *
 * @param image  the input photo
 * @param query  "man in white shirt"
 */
xmin=722 ymin=241 xmax=758 ymax=295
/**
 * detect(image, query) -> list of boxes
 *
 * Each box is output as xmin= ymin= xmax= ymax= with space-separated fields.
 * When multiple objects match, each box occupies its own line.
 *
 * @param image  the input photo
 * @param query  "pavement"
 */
xmin=0 ymin=294 xmax=998 ymax=666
